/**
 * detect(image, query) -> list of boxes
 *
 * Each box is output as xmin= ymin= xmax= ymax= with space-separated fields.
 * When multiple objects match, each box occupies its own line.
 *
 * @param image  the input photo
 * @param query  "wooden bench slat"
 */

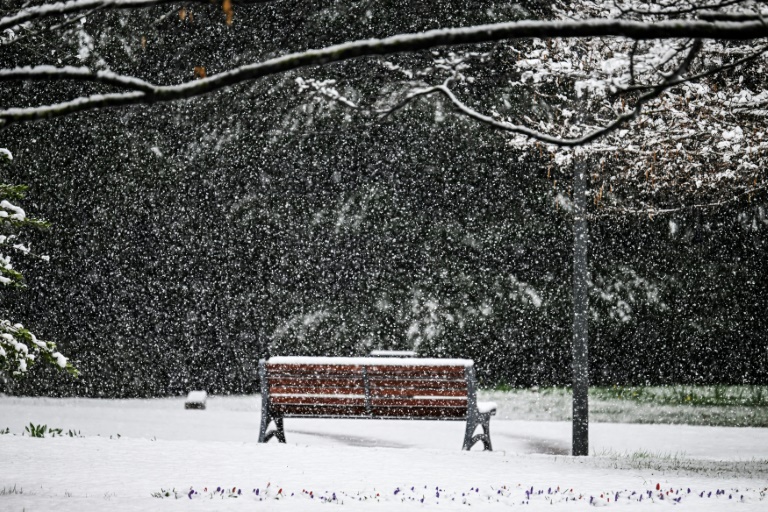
xmin=270 ymin=386 xmax=365 ymax=395
xmin=369 ymin=378 xmax=467 ymax=389
xmin=269 ymin=374 xmax=363 ymax=387
xmin=271 ymin=396 xmax=365 ymax=406
xmin=272 ymin=404 xmax=369 ymax=417
xmin=369 ymin=376 xmax=466 ymax=384
xmin=370 ymin=398 xmax=467 ymax=408
xmin=365 ymin=365 xmax=466 ymax=376
xmin=267 ymin=364 xmax=363 ymax=375
xmin=369 ymin=388 xmax=468 ymax=398
xmin=371 ymin=407 xmax=468 ymax=419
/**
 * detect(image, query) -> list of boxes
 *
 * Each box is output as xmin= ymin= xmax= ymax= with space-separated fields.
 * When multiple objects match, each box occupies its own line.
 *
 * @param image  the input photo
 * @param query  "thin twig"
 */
xmin=617 ymin=42 xmax=768 ymax=94
xmin=593 ymin=183 xmax=768 ymax=217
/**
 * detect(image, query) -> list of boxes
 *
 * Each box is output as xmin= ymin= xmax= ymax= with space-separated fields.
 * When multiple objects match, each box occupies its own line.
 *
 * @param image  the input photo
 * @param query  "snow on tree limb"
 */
xmin=2 ymin=0 xmax=768 ymax=215
xmin=381 ymin=40 xmax=702 ymax=147
xmin=0 ymin=0 xmax=271 ymax=33
xmin=0 ymin=66 xmax=155 ymax=92
xmin=1 ymin=16 xmax=768 ymax=127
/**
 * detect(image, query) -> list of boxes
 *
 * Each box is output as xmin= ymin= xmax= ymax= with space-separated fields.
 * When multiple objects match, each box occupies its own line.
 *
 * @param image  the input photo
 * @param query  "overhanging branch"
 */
xmin=0 ymin=0 xmax=272 ymax=32
xmin=0 ymin=17 xmax=766 ymax=127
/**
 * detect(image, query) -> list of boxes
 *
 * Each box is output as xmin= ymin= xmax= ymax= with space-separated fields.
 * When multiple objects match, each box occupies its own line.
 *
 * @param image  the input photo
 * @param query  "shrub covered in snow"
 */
xmin=0 ymin=148 xmax=76 ymax=378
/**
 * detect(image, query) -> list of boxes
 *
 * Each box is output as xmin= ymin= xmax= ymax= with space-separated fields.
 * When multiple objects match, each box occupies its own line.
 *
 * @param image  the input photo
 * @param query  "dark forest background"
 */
xmin=1 ymin=0 xmax=766 ymax=396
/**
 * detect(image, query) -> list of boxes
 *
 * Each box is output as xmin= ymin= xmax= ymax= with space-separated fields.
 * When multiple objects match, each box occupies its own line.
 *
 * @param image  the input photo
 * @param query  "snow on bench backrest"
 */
xmin=267 ymin=356 xmax=474 ymax=366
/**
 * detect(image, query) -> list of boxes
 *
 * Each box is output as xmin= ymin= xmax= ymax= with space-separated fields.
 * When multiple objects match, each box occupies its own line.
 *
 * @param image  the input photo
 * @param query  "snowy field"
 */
xmin=1 ymin=394 xmax=767 ymax=511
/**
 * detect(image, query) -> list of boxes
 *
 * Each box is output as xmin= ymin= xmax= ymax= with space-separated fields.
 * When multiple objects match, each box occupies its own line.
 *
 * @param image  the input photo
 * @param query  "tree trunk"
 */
xmin=572 ymin=159 xmax=590 ymax=456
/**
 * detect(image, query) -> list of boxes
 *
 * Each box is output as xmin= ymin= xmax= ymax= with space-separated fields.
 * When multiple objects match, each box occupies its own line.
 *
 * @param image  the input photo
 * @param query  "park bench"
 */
xmin=258 ymin=356 xmax=496 ymax=450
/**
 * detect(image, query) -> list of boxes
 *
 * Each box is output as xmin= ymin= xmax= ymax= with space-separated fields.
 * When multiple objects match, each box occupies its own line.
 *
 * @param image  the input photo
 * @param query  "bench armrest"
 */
xmin=477 ymin=401 xmax=497 ymax=415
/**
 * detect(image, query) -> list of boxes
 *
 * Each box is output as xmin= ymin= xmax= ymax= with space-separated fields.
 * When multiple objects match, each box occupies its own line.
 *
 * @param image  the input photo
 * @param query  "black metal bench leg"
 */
xmin=270 ymin=417 xmax=286 ymax=443
xmin=479 ymin=414 xmax=492 ymax=451
xmin=462 ymin=412 xmax=493 ymax=451
xmin=259 ymin=413 xmax=286 ymax=443
xmin=258 ymin=391 xmax=286 ymax=443
xmin=258 ymin=399 xmax=271 ymax=443
xmin=462 ymin=419 xmax=475 ymax=451
xmin=258 ymin=359 xmax=286 ymax=444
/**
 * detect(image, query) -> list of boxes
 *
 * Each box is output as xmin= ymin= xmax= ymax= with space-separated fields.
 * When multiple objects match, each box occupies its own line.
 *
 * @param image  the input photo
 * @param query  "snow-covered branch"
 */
xmin=1 ymin=16 xmax=768 ymax=127
xmin=0 ymin=66 xmax=155 ymax=92
xmin=383 ymin=40 xmax=701 ymax=147
xmin=0 ymin=320 xmax=77 ymax=377
xmin=0 ymin=0 xmax=271 ymax=33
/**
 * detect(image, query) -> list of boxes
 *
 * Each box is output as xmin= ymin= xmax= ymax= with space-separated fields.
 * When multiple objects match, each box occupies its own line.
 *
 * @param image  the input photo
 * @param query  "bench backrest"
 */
xmin=260 ymin=357 xmax=478 ymax=420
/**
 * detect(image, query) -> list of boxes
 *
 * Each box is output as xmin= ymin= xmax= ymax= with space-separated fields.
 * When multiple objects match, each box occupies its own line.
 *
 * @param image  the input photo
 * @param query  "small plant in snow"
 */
xmin=151 ymin=488 xmax=182 ymax=499
xmin=0 ymin=485 xmax=23 ymax=496
xmin=24 ymin=422 xmax=63 ymax=438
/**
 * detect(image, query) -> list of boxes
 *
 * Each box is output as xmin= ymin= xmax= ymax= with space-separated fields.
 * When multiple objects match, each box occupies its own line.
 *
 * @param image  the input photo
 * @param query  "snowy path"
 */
xmin=1 ymin=395 xmax=767 ymax=511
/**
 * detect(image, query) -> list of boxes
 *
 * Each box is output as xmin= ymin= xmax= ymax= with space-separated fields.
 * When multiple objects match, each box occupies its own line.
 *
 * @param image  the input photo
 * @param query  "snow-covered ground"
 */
xmin=1 ymin=394 xmax=767 ymax=511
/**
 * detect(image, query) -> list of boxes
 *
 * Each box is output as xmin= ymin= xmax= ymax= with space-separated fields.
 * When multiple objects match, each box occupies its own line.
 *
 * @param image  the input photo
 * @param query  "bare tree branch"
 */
xmin=593 ymin=183 xmax=768 ymax=217
xmin=0 ymin=17 xmax=766 ymax=128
